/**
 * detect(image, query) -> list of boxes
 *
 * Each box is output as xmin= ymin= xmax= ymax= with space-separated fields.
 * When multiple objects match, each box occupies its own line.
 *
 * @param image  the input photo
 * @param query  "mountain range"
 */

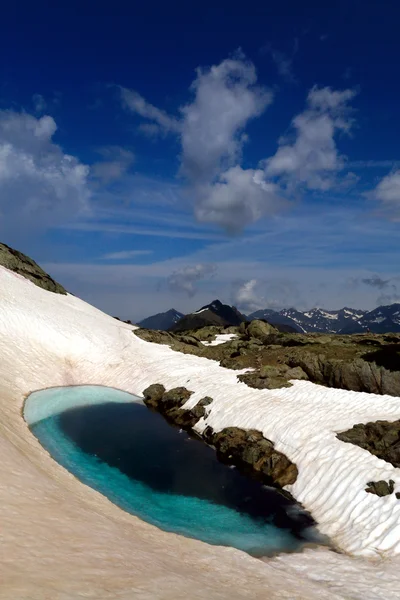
xmin=137 ymin=301 xmax=400 ymax=334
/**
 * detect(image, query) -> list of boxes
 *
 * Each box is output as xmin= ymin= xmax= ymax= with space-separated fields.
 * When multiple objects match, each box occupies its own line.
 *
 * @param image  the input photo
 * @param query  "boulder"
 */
xmin=238 ymin=372 xmax=292 ymax=390
xmin=365 ymin=480 xmax=395 ymax=497
xmin=211 ymin=427 xmax=298 ymax=488
xmin=142 ymin=383 xmax=166 ymax=408
xmin=337 ymin=419 xmax=400 ymax=468
xmin=246 ymin=319 xmax=276 ymax=340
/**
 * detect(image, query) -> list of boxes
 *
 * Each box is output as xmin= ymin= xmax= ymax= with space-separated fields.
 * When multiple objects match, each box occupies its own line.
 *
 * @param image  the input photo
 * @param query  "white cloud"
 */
xmin=121 ymin=62 xmax=360 ymax=230
xmin=101 ymin=250 xmax=153 ymax=260
xmin=120 ymin=88 xmax=180 ymax=135
xmin=231 ymin=279 xmax=265 ymax=313
xmin=374 ymin=169 xmax=400 ymax=207
xmin=194 ymin=166 xmax=283 ymax=232
xmin=0 ymin=110 xmax=90 ymax=230
xmin=266 ymin=86 xmax=356 ymax=191
xmin=91 ymin=146 xmax=135 ymax=183
xmin=179 ymin=56 xmax=273 ymax=182
xmin=121 ymin=54 xmax=276 ymax=231
xmin=166 ymin=263 xmax=217 ymax=296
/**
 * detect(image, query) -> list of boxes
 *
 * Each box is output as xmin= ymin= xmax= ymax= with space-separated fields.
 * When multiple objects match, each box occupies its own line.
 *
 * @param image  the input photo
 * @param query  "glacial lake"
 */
xmin=25 ymin=385 xmax=320 ymax=556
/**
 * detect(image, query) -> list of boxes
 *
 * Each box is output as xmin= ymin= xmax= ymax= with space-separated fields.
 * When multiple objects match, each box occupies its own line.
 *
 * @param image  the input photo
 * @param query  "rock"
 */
xmin=238 ymin=370 xmax=292 ymax=390
xmin=337 ymin=419 xmax=400 ymax=468
xmin=211 ymin=427 xmax=298 ymax=488
xmin=260 ymin=365 xmax=286 ymax=378
xmin=178 ymin=335 xmax=203 ymax=348
xmin=142 ymin=383 xmax=166 ymax=408
xmin=141 ymin=385 xmax=297 ymax=490
xmin=290 ymin=353 xmax=400 ymax=396
xmin=365 ymin=480 xmax=395 ymax=496
xmin=246 ymin=319 xmax=276 ymax=340
xmin=285 ymin=366 xmax=309 ymax=380
xmin=0 ymin=242 xmax=67 ymax=294
xmin=161 ymin=387 xmax=193 ymax=409
xmin=189 ymin=396 xmax=213 ymax=420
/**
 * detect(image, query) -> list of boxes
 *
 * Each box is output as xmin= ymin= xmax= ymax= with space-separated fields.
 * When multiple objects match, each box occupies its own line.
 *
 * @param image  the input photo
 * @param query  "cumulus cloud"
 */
xmin=232 ymin=277 xmax=303 ymax=313
xmin=122 ymin=55 xmax=278 ymax=231
xmin=91 ymin=146 xmax=135 ymax=183
xmin=179 ymin=57 xmax=273 ymax=181
xmin=0 ymin=110 xmax=90 ymax=230
xmin=266 ymin=86 xmax=356 ymax=191
xmin=231 ymin=279 xmax=265 ymax=313
xmin=122 ymin=59 xmax=359 ymax=231
xmin=167 ymin=263 xmax=217 ymax=296
xmin=194 ymin=166 xmax=282 ymax=232
xmin=374 ymin=169 xmax=400 ymax=208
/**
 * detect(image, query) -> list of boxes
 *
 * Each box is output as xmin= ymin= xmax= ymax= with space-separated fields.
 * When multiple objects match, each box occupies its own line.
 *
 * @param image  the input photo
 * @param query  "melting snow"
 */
xmin=1 ymin=264 xmax=400 ymax=598
xmin=201 ymin=334 xmax=238 ymax=346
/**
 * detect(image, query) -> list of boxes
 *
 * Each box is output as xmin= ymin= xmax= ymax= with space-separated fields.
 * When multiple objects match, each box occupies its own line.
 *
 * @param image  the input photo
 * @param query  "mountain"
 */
xmin=169 ymin=299 xmax=246 ymax=332
xmin=137 ymin=308 xmax=185 ymax=330
xmin=340 ymin=304 xmax=400 ymax=334
xmin=248 ymin=305 xmax=400 ymax=334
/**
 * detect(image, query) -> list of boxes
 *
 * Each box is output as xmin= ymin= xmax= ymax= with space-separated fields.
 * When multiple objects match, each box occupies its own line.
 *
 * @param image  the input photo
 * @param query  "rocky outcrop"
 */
xmin=143 ymin=384 xmax=212 ymax=429
xmin=0 ymin=242 xmax=67 ymax=294
xmin=135 ymin=325 xmax=400 ymax=396
xmin=337 ymin=419 xmax=400 ymax=468
xmin=142 ymin=383 xmax=298 ymax=490
xmin=290 ymin=354 xmax=400 ymax=396
xmin=238 ymin=364 xmax=308 ymax=390
xmin=203 ymin=426 xmax=298 ymax=488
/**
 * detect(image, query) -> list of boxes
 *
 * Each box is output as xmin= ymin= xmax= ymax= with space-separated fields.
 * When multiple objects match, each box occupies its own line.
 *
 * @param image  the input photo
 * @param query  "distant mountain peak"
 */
xmin=171 ymin=299 xmax=246 ymax=332
xmin=137 ymin=308 xmax=184 ymax=330
xmin=248 ymin=303 xmax=400 ymax=334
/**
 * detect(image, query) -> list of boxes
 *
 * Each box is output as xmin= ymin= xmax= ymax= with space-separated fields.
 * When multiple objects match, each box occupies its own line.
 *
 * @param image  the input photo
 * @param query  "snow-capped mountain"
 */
xmin=169 ymin=299 xmax=246 ymax=332
xmin=248 ymin=305 xmax=400 ymax=334
xmin=137 ymin=308 xmax=184 ymax=330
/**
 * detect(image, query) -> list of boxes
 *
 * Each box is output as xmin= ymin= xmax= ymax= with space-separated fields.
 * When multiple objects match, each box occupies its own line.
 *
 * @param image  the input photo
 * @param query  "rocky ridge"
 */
xmin=0 ymin=242 xmax=67 ymax=294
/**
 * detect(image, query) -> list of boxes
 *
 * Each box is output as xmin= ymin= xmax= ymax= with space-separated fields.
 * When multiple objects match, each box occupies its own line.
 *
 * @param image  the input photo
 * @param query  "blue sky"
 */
xmin=0 ymin=0 xmax=399 ymax=320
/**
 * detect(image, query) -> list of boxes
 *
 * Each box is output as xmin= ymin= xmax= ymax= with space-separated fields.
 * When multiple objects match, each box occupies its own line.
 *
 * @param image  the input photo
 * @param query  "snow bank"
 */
xmin=1 ymin=263 xmax=400 ymax=598
xmin=201 ymin=333 xmax=238 ymax=346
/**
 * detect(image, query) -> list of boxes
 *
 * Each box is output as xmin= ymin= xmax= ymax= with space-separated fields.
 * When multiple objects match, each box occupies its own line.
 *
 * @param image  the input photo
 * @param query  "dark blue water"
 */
xmin=28 ymin=389 xmax=318 ymax=556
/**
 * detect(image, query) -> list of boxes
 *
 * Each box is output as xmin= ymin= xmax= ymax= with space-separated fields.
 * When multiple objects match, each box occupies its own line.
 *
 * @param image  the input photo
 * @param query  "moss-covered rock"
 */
xmin=337 ymin=419 xmax=400 ymax=468
xmin=0 ymin=242 xmax=67 ymax=294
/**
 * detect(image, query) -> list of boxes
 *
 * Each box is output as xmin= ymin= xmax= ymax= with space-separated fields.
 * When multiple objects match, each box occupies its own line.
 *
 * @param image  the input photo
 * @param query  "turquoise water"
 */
xmin=27 ymin=385 xmax=317 ymax=556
